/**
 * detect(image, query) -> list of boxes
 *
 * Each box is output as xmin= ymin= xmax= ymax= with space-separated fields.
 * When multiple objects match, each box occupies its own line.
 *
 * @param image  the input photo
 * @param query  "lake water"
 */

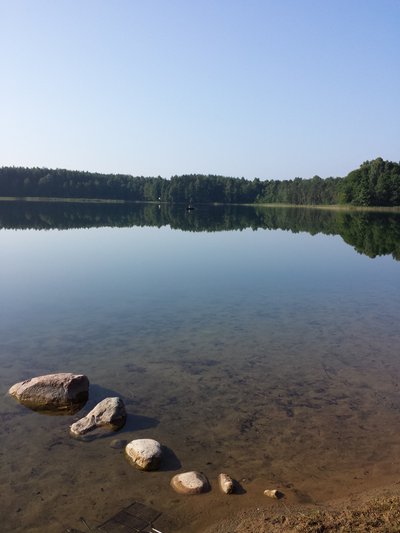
xmin=1 ymin=202 xmax=400 ymax=532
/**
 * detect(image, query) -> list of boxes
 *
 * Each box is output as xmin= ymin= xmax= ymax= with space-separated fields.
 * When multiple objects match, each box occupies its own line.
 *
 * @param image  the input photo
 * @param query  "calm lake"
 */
xmin=1 ymin=202 xmax=400 ymax=532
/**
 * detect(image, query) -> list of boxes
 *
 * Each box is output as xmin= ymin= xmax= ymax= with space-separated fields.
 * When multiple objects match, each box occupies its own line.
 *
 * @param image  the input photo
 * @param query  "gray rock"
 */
xmin=70 ymin=397 xmax=127 ymax=436
xmin=8 ymin=373 xmax=89 ymax=413
xmin=125 ymin=438 xmax=162 ymax=470
xmin=171 ymin=471 xmax=209 ymax=495
xmin=218 ymin=473 xmax=234 ymax=494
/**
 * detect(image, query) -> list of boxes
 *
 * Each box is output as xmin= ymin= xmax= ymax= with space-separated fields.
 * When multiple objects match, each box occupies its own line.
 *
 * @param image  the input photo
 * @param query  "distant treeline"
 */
xmin=0 ymin=157 xmax=399 ymax=206
xmin=1 ymin=201 xmax=399 ymax=260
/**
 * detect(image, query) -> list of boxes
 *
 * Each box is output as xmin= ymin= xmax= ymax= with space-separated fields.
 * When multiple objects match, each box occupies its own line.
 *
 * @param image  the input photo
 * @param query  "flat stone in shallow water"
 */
xmin=125 ymin=438 xmax=162 ymax=470
xmin=70 ymin=397 xmax=127 ymax=436
xmin=218 ymin=473 xmax=234 ymax=494
xmin=8 ymin=373 xmax=89 ymax=414
xmin=170 ymin=471 xmax=210 ymax=495
xmin=264 ymin=489 xmax=284 ymax=499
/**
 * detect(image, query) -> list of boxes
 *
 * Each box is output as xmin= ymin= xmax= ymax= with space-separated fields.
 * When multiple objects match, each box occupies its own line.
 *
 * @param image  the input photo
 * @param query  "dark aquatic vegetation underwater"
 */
xmin=0 ymin=202 xmax=400 ymax=532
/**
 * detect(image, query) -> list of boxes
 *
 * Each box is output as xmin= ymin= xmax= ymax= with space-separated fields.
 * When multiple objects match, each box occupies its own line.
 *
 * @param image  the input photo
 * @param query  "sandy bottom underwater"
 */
xmin=2 ymin=306 xmax=400 ymax=533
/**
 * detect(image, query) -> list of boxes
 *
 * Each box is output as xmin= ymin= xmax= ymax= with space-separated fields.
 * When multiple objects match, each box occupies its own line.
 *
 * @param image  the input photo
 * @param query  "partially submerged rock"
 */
xmin=218 ymin=473 xmax=234 ymax=494
xmin=9 ymin=373 xmax=89 ymax=414
xmin=110 ymin=438 xmax=127 ymax=450
xmin=70 ymin=397 xmax=127 ymax=436
xmin=264 ymin=489 xmax=284 ymax=499
xmin=125 ymin=438 xmax=162 ymax=470
xmin=171 ymin=471 xmax=209 ymax=495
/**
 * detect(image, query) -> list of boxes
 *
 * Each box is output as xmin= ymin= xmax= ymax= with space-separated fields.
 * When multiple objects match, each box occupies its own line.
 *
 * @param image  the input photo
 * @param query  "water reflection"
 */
xmin=1 ymin=200 xmax=400 ymax=532
xmin=0 ymin=200 xmax=399 ymax=260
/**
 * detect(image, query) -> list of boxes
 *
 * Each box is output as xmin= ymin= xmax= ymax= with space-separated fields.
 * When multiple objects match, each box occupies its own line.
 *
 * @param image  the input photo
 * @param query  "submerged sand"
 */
xmin=1 ymin=225 xmax=400 ymax=532
xmin=2 ymin=335 xmax=400 ymax=533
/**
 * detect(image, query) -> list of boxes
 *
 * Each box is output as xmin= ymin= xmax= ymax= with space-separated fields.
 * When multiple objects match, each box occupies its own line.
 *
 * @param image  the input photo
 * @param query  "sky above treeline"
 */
xmin=1 ymin=0 xmax=399 ymax=180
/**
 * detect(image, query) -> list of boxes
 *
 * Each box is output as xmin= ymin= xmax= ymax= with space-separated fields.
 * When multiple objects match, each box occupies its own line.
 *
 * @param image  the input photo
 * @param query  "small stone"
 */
xmin=70 ymin=397 xmax=127 ymax=436
xmin=171 ymin=471 xmax=209 ymax=495
xmin=125 ymin=438 xmax=162 ymax=470
xmin=264 ymin=489 xmax=284 ymax=499
xmin=110 ymin=439 xmax=127 ymax=449
xmin=218 ymin=473 xmax=234 ymax=494
xmin=9 ymin=373 xmax=89 ymax=413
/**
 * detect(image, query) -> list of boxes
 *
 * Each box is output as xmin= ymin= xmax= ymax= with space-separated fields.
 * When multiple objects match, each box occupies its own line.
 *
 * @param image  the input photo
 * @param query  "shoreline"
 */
xmin=201 ymin=482 xmax=400 ymax=532
xmin=253 ymin=202 xmax=400 ymax=213
xmin=0 ymin=196 xmax=400 ymax=212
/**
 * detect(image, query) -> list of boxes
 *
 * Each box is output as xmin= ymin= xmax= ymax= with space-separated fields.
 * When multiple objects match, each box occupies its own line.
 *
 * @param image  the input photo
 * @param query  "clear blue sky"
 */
xmin=1 ymin=0 xmax=399 ymax=180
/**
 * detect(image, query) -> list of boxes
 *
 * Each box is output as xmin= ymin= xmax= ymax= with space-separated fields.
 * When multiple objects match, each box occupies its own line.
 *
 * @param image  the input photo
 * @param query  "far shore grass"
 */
xmin=0 ymin=196 xmax=137 ymax=204
xmin=253 ymin=202 xmax=400 ymax=213
xmin=0 ymin=196 xmax=400 ymax=212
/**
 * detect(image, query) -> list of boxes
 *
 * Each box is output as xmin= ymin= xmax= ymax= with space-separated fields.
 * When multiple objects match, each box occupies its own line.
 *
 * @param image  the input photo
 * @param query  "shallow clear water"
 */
xmin=1 ymin=204 xmax=400 ymax=532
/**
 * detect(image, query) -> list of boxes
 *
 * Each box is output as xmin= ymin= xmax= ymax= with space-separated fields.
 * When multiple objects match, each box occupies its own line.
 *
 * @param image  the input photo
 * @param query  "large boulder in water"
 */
xmin=70 ymin=397 xmax=127 ymax=436
xmin=8 ymin=373 xmax=89 ymax=414
xmin=125 ymin=438 xmax=162 ymax=471
xmin=170 ymin=471 xmax=210 ymax=494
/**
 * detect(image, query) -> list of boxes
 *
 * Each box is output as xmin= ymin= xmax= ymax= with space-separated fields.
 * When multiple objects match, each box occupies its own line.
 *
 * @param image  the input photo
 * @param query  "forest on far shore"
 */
xmin=0 ymin=157 xmax=399 ymax=207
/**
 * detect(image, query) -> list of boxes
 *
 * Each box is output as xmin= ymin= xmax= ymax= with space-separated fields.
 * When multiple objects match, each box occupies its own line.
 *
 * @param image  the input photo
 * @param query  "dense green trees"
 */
xmin=0 ymin=167 xmax=265 ymax=204
xmin=256 ymin=159 xmax=400 ymax=206
xmin=0 ymin=167 xmax=162 ymax=201
xmin=339 ymin=158 xmax=400 ymax=206
xmin=257 ymin=175 xmax=341 ymax=205
xmin=0 ymin=158 xmax=399 ymax=206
